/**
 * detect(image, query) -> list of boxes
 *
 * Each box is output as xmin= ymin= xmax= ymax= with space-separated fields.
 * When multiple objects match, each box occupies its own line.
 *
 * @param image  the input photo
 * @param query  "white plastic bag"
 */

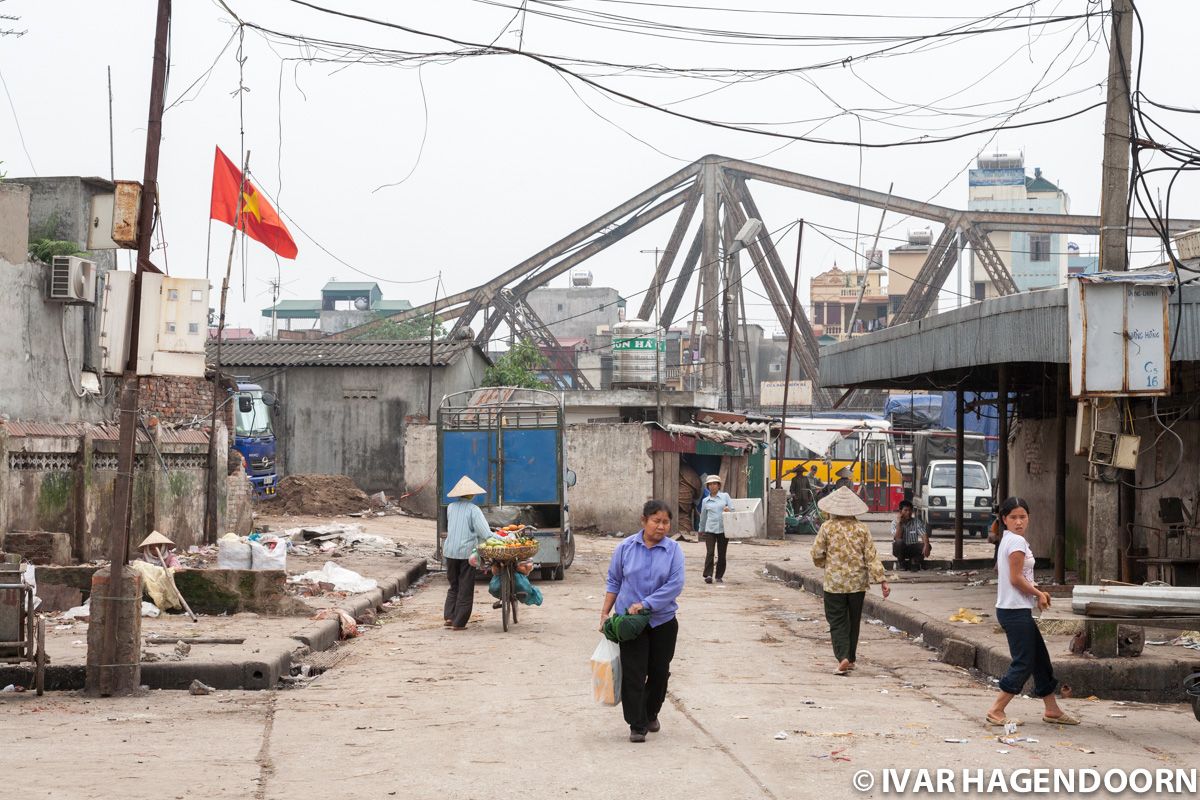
xmin=289 ymin=561 xmax=377 ymax=593
xmin=250 ymin=538 xmax=287 ymax=571
xmin=590 ymin=638 xmax=622 ymax=706
xmin=217 ymin=535 xmax=252 ymax=570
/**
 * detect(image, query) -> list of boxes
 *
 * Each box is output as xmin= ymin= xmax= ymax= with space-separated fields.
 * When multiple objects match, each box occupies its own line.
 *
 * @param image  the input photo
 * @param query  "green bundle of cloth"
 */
xmin=603 ymin=608 xmax=651 ymax=643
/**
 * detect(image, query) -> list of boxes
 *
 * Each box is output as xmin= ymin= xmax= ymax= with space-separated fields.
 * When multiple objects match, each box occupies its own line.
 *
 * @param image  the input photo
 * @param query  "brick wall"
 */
xmin=133 ymin=375 xmax=234 ymax=429
xmin=1 ymin=531 xmax=72 ymax=565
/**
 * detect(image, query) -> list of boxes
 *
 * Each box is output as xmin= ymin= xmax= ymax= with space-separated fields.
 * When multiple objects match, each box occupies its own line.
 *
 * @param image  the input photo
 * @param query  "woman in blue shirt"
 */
xmin=698 ymin=474 xmax=734 ymax=584
xmin=600 ymin=499 xmax=685 ymax=743
xmin=442 ymin=476 xmax=494 ymax=630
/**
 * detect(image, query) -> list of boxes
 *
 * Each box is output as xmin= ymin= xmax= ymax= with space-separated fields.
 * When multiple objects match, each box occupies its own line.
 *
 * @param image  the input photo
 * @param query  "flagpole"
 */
xmin=204 ymin=149 xmax=250 ymax=544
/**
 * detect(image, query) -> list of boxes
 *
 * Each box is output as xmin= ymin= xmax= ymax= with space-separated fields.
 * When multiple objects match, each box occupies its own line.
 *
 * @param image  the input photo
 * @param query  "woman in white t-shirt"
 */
xmin=984 ymin=497 xmax=1080 ymax=727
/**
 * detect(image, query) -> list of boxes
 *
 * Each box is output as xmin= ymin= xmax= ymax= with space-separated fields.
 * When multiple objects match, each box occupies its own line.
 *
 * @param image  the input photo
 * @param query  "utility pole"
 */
xmin=1085 ymin=0 xmax=1133 ymax=583
xmin=86 ymin=0 xmax=172 ymax=697
xmin=775 ymin=221 xmax=804 ymax=489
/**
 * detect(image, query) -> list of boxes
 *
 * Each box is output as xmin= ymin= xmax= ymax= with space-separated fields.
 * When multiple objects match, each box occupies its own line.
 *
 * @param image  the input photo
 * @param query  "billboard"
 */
xmin=759 ymin=380 xmax=813 ymax=408
xmin=968 ymin=168 xmax=1025 ymax=187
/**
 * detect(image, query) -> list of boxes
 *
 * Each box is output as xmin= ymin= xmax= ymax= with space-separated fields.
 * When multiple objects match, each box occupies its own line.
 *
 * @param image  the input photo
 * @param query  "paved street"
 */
xmin=5 ymin=521 xmax=1199 ymax=800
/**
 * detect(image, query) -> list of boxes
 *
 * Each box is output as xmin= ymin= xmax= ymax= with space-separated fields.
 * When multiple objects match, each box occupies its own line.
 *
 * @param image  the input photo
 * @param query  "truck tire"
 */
xmin=540 ymin=567 xmax=554 ymax=582
xmin=553 ymin=565 xmax=565 ymax=581
xmin=562 ymin=533 xmax=575 ymax=569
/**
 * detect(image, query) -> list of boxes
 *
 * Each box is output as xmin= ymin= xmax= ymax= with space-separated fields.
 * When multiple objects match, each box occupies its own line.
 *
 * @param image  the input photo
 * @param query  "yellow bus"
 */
xmin=772 ymin=418 xmax=904 ymax=512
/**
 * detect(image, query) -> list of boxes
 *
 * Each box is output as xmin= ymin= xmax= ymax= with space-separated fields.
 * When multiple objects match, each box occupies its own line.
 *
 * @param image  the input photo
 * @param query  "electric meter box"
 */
xmin=1068 ymin=272 xmax=1172 ymax=398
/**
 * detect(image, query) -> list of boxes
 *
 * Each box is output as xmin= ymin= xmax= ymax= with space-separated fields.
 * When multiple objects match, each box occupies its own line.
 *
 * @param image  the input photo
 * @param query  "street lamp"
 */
xmin=724 ymin=218 xmax=762 ymax=411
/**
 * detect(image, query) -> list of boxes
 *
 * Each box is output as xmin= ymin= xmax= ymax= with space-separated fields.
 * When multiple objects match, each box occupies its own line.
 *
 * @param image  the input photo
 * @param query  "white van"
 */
xmin=913 ymin=459 xmax=993 ymax=537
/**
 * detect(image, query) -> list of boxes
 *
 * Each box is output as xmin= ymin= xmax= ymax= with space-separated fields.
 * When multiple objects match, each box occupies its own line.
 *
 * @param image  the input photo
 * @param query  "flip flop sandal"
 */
xmin=1043 ymin=713 xmax=1080 ymax=725
xmin=986 ymin=715 xmax=1021 ymax=726
xmin=833 ymin=669 xmax=848 ymax=676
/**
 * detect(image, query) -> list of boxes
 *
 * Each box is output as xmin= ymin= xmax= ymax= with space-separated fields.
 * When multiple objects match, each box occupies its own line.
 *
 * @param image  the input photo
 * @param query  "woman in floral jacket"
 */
xmin=811 ymin=486 xmax=890 ymax=675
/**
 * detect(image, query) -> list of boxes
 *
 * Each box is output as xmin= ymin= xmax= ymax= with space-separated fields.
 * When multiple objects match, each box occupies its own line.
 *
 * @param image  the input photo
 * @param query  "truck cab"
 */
xmin=233 ymin=382 xmax=278 ymax=498
xmin=913 ymin=459 xmax=992 ymax=536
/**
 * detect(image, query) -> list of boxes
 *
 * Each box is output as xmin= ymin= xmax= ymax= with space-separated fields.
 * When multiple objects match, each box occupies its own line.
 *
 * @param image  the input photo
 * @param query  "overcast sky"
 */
xmin=2 ymin=1 xmax=1196 ymax=338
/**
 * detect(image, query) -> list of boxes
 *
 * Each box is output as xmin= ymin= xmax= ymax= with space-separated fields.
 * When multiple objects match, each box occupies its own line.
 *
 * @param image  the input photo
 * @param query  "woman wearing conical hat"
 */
xmin=443 ymin=476 xmax=494 ymax=630
xmin=811 ymin=487 xmax=890 ymax=675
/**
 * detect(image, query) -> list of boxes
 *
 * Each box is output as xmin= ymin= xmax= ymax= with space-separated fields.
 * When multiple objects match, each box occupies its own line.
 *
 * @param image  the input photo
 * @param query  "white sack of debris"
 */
xmin=288 ymin=561 xmax=378 ymax=593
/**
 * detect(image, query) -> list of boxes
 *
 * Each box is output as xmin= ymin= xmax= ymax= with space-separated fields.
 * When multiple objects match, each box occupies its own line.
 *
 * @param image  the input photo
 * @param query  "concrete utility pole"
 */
xmin=1086 ymin=0 xmax=1134 ymax=583
xmin=87 ymin=0 xmax=172 ymax=697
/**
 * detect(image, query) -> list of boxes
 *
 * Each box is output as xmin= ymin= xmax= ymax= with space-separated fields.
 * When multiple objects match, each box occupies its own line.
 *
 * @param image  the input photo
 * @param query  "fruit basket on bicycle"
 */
xmin=479 ymin=540 xmax=540 ymax=563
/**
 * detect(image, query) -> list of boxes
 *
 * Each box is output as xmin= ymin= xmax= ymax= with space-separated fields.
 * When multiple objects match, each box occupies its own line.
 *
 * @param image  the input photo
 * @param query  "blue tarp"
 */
xmin=882 ymin=393 xmax=1005 ymax=454
xmin=938 ymin=392 xmax=1003 ymax=455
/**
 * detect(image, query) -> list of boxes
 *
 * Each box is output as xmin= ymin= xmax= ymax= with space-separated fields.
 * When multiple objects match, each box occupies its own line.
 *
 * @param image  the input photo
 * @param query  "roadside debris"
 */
xmin=774 ymin=731 xmax=789 ymax=740
xmin=313 ymin=607 xmax=360 ymax=639
xmin=188 ymin=679 xmax=214 ymax=696
xmin=948 ymin=608 xmax=983 ymax=624
xmin=272 ymin=474 xmax=372 ymax=516
xmin=60 ymin=599 xmax=161 ymax=621
xmin=289 ymin=561 xmax=377 ymax=594
xmin=284 ymin=524 xmax=404 ymax=558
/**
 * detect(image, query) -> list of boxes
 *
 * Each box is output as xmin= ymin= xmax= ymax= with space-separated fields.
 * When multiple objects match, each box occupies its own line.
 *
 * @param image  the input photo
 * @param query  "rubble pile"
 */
xmin=273 ymin=474 xmax=372 ymax=516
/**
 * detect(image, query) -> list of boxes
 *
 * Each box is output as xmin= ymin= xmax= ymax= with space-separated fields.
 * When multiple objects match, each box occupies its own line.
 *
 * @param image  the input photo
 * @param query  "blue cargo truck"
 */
xmin=232 ymin=382 xmax=278 ymax=498
xmin=437 ymin=388 xmax=575 ymax=580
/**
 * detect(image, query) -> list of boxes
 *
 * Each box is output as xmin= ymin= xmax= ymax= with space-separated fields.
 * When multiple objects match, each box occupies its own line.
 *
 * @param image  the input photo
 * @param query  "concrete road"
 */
xmin=5 ymin=528 xmax=1198 ymax=800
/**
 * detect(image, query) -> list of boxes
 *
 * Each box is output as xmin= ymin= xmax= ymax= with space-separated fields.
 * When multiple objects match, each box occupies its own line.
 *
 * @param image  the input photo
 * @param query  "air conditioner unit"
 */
xmin=1088 ymin=429 xmax=1140 ymax=470
xmin=48 ymin=256 xmax=97 ymax=304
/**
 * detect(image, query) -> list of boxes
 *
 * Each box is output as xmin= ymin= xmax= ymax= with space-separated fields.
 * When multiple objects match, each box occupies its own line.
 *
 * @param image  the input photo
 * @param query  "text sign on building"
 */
xmin=968 ymin=168 xmax=1025 ymax=187
xmin=1068 ymin=273 xmax=1172 ymax=397
xmin=612 ymin=337 xmax=663 ymax=351
xmin=759 ymin=380 xmax=813 ymax=408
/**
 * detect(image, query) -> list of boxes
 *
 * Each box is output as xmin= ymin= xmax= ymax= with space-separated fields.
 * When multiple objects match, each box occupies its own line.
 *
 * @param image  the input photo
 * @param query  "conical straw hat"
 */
xmin=447 ymin=475 xmax=487 ymax=498
xmin=138 ymin=531 xmax=175 ymax=549
xmin=817 ymin=486 xmax=868 ymax=517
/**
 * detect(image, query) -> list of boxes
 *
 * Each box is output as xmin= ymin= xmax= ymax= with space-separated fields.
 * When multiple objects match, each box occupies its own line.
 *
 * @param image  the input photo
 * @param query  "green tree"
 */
xmin=483 ymin=339 xmax=549 ymax=389
xmin=354 ymin=312 xmax=445 ymax=341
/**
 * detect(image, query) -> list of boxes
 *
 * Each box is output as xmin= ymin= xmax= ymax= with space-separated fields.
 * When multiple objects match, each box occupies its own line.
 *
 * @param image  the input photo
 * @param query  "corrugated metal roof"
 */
xmin=1 ymin=421 xmax=209 ymax=443
xmin=820 ymin=285 xmax=1200 ymax=391
xmin=208 ymin=339 xmax=478 ymax=368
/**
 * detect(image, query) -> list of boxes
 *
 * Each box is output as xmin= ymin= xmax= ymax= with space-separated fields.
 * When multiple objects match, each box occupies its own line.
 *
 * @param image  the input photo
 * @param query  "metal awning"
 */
xmin=819 ymin=284 xmax=1200 ymax=392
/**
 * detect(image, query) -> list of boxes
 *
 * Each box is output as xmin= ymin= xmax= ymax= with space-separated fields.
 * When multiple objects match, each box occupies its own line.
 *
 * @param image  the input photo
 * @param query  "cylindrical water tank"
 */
xmin=611 ymin=319 xmax=664 ymax=386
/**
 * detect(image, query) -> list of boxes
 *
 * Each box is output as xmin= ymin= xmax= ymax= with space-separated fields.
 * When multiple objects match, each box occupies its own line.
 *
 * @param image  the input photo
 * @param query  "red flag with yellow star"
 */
xmin=209 ymin=146 xmax=298 ymax=259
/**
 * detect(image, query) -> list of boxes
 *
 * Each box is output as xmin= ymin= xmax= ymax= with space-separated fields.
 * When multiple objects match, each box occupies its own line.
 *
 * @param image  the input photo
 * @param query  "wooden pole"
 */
xmin=89 ymin=0 xmax=171 ymax=698
xmin=955 ymin=389 xmax=965 ymax=563
xmin=1086 ymin=0 xmax=1134 ymax=583
xmin=204 ymin=151 xmax=250 ymax=544
xmin=1054 ymin=363 xmax=1068 ymax=583
xmin=997 ymin=364 xmax=1010 ymax=503
xmin=776 ymin=221 xmax=804 ymax=489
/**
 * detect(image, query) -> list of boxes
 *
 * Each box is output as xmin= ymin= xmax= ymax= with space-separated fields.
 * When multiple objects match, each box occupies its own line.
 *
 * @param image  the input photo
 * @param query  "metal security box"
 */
xmin=1068 ymin=272 xmax=1172 ymax=397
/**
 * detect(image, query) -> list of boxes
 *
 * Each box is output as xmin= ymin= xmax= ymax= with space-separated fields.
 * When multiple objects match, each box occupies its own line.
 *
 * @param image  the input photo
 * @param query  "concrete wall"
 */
xmin=253 ymin=351 xmax=486 ymax=493
xmin=9 ymin=176 xmax=117 ymax=271
xmin=566 ymin=423 xmax=652 ymax=533
xmin=399 ymin=423 xmax=437 ymax=518
xmin=399 ymin=421 xmax=652 ymax=533
xmin=527 ymin=286 xmax=622 ymax=344
xmin=0 ymin=422 xmax=247 ymax=563
xmin=1008 ymin=417 xmax=1090 ymax=570
xmin=1 ymin=183 xmax=112 ymax=424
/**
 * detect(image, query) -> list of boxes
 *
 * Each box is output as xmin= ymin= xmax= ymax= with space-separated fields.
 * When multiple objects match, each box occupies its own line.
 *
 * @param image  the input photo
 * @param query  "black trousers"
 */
xmin=823 ymin=591 xmax=865 ymax=664
xmin=702 ymin=533 xmax=729 ymax=579
xmin=443 ymin=558 xmax=476 ymax=627
xmin=996 ymin=607 xmax=1060 ymax=697
xmin=892 ymin=540 xmax=925 ymax=570
xmin=619 ymin=617 xmax=679 ymax=733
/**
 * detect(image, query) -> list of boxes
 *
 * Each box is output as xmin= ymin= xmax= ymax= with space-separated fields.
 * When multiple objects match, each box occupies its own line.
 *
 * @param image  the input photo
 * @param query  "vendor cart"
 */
xmin=0 ymin=559 xmax=47 ymax=695
xmin=436 ymin=388 xmax=575 ymax=580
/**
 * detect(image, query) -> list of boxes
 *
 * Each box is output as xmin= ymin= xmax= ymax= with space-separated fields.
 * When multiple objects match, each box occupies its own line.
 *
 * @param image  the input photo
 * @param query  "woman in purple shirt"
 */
xmin=600 ymin=500 xmax=686 ymax=743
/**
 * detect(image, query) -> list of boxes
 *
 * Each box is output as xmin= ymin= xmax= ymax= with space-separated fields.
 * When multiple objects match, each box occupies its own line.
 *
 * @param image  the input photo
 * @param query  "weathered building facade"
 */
xmin=213 ymin=340 xmax=490 ymax=493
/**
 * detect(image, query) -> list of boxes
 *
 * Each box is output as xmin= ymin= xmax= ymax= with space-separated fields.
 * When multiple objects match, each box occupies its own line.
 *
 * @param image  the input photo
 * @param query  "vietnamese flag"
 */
xmin=210 ymin=146 xmax=298 ymax=259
